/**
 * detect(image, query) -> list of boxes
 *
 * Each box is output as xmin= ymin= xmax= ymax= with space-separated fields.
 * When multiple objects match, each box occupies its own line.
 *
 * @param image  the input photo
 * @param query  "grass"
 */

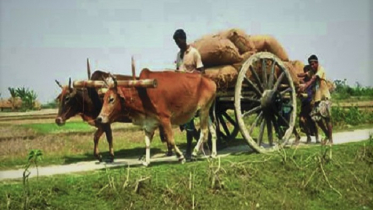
xmin=0 ymin=110 xmax=372 ymax=170
xmin=1 ymin=139 xmax=372 ymax=210
xmin=19 ymin=122 xmax=95 ymax=134
xmin=0 ymin=123 xmax=196 ymax=170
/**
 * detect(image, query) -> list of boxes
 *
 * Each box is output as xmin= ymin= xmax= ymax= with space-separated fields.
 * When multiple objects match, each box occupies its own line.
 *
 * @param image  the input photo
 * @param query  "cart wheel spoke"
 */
xmin=268 ymin=60 xmax=276 ymax=89
xmin=261 ymin=58 xmax=268 ymax=89
xmin=257 ymin=120 xmax=265 ymax=145
xmin=214 ymin=107 xmax=239 ymax=143
xmin=244 ymin=76 xmax=262 ymax=97
xmin=274 ymin=111 xmax=289 ymax=127
xmin=242 ymin=105 xmax=261 ymax=118
xmin=218 ymin=114 xmax=231 ymax=137
xmin=266 ymin=116 xmax=274 ymax=146
xmin=249 ymin=66 xmax=264 ymax=92
xmin=280 ymin=87 xmax=292 ymax=95
xmin=222 ymin=111 xmax=237 ymax=126
xmin=249 ymin=111 xmax=263 ymax=135
xmin=273 ymin=72 xmax=285 ymax=92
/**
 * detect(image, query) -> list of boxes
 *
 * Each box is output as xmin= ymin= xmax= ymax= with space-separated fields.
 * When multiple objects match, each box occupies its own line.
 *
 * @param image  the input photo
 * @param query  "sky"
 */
xmin=0 ymin=0 xmax=372 ymax=103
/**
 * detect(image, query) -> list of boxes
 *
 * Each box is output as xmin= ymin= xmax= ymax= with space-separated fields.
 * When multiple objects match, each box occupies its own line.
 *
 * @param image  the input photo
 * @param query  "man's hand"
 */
xmin=298 ymin=84 xmax=306 ymax=93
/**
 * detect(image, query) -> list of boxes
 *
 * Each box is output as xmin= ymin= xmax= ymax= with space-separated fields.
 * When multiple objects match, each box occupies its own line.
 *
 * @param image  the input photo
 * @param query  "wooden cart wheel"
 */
xmin=215 ymin=107 xmax=239 ymax=142
xmin=234 ymin=52 xmax=297 ymax=153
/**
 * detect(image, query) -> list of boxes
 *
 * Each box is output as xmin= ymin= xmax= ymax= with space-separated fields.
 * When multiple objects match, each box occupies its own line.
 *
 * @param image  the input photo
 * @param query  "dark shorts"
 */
xmin=300 ymin=101 xmax=313 ymax=117
xmin=181 ymin=119 xmax=195 ymax=132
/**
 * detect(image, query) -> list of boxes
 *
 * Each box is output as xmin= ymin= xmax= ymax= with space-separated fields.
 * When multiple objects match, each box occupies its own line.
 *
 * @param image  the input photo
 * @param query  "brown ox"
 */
xmin=96 ymin=69 xmax=217 ymax=166
xmin=55 ymin=60 xmax=171 ymax=162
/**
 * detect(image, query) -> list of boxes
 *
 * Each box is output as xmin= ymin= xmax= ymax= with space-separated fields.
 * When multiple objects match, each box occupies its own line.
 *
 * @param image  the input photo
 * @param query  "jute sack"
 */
xmin=192 ymin=36 xmax=242 ymax=67
xmin=248 ymin=35 xmax=289 ymax=61
xmin=232 ymin=50 xmax=256 ymax=71
xmin=290 ymin=60 xmax=305 ymax=76
xmin=218 ymin=28 xmax=256 ymax=54
xmin=204 ymin=65 xmax=238 ymax=89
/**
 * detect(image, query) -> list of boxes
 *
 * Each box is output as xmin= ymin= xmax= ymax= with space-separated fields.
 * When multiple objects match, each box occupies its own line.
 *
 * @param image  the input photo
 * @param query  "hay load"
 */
xmin=218 ymin=28 xmax=256 ymax=54
xmin=248 ymin=35 xmax=290 ymax=61
xmin=192 ymin=36 xmax=242 ymax=67
xmin=204 ymin=65 xmax=238 ymax=89
xmin=192 ymin=28 xmax=290 ymax=66
xmin=192 ymin=28 xmax=299 ymax=89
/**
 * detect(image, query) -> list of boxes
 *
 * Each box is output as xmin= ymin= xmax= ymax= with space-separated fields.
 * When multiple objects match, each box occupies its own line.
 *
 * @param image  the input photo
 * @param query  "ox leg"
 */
xmin=192 ymin=111 xmax=211 ymax=158
xmin=185 ymin=131 xmax=194 ymax=160
xmin=143 ymin=130 xmax=155 ymax=166
xmin=162 ymin=122 xmax=185 ymax=163
xmin=103 ymin=124 xmax=114 ymax=163
xmin=159 ymin=126 xmax=173 ymax=156
xmin=208 ymin=117 xmax=217 ymax=158
xmin=93 ymin=127 xmax=105 ymax=162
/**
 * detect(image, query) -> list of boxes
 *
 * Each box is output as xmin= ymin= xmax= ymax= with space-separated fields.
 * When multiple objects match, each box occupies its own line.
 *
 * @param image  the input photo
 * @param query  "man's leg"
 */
xmin=325 ymin=118 xmax=333 ymax=144
xmin=185 ymin=131 xmax=193 ymax=159
xmin=185 ymin=119 xmax=196 ymax=160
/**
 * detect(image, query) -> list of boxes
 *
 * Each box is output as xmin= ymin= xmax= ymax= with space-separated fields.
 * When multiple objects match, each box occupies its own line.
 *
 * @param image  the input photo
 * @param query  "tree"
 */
xmin=7 ymin=87 xmax=38 ymax=110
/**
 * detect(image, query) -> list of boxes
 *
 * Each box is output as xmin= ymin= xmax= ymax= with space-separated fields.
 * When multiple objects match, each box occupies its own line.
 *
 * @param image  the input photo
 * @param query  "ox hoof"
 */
xmin=138 ymin=155 xmax=145 ymax=161
xmin=178 ymin=156 xmax=186 ymax=164
xmin=192 ymin=148 xmax=203 ymax=158
xmin=165 ymin=151 xmax=174 ymax=157
xmin=210 ymin=153 xmax=217 ymax=159
xmin=105 ymin=158 xmax=114 ymax=164
xmin=142 ymin=161 xmax=150 ymax=167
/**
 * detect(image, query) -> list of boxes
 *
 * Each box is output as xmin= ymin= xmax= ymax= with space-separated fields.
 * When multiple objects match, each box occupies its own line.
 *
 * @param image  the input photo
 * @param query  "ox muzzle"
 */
xmin=95 ymin=115 xmax=109 ymax=124
xmin=55 ymin=117 xmax=65 ymax=126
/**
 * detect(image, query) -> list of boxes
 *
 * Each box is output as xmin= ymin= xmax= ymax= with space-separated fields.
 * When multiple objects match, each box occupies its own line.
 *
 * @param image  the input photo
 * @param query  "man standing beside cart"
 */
xmin=173 ymin=29 xmax=206 ymax=158
xmin=299 ymin=55 xmax=333 ymax=145
xmin=297 ymin=65 xmax=320 ymax=144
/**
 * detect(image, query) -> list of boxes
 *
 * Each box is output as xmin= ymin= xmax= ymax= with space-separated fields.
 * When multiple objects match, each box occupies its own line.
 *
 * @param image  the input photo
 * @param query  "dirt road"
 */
xmin=0 ymin=128 xmax=372 ymax=181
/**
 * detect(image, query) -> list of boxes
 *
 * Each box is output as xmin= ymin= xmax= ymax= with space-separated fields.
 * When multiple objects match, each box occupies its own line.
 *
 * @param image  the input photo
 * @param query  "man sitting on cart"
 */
xmin=173 ymin=29 xmax=205 ymax=158
xmin=299 ymin=55 xmax=333 ymax=145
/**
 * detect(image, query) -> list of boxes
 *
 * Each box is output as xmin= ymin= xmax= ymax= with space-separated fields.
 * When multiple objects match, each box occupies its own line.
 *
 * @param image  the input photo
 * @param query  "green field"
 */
xmin=1 ymin=139 xmax=372 ymax=210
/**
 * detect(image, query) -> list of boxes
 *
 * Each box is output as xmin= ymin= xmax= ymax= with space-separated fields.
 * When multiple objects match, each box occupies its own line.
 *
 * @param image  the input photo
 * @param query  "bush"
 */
xmin=331 ymin=105 xmax=373 ymax=127
xmin=41 ymin=100 xmax=58 ymax=109
xmin=332 ymin=79 xmax=373 ymax=100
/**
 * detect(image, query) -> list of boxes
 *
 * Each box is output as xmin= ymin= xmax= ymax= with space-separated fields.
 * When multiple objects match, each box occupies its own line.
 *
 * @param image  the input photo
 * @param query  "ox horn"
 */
xmin=131 ymin=56 xmax=136 ymax=80
xmin=68 ymin=78 xmax=72 ymax=91
xmin=108 ymin=72 xmax=117 ymax=88
xmin=87 ymin=58 xmax=91 ymax=79
xmin=55 ymin=80 xmax=63 ymax=89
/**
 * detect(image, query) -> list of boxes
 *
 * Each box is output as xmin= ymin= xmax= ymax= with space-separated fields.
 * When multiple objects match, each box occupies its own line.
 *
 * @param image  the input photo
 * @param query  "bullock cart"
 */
xmin=73 ymin=51 xmax=297 ymax=155
xmin=208 ymin=52 xmax=297 ymax=153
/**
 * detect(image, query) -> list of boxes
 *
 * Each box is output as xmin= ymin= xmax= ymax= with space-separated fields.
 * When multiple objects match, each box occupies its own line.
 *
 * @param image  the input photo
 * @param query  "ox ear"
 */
xmin=87 ymin=58 xmax=91 ymax=79
xmin=55 ymin=80 xmax=63 ymax=89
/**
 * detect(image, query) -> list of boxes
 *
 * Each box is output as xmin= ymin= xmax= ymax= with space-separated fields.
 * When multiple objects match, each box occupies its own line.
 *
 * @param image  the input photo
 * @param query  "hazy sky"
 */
xmin=1 ymin=0 xmax=372 ymax=103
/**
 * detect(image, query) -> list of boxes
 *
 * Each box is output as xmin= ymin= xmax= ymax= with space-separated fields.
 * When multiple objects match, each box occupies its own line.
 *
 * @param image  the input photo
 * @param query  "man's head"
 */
xmin=303 ymin=64 xmax=312 ymax=73
xmin=173 ymin=29 xmax=187 ymax=50
xmin=308 ymin=54 xmax=319 ymax=71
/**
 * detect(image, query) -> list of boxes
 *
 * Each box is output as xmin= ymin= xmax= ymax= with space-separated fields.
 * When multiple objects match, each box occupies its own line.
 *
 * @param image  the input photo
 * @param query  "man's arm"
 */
xmin=299 ymin=75 xmax=317 ymax=92
xmin=175 ymin=52 xmax=181 ymax=71
xmin=297 ymin=72 xmax=308 ymax=77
